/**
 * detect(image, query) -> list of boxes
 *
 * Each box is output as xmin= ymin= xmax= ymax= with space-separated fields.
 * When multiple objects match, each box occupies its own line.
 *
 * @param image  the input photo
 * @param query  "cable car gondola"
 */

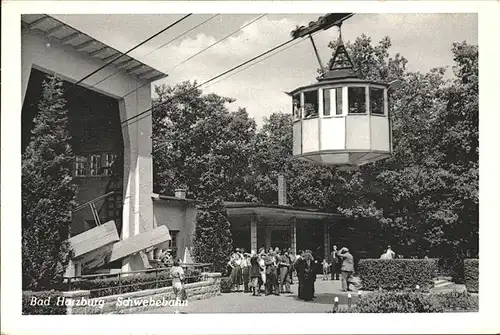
xmin=288 ymin=14 xmax=393 ymax=170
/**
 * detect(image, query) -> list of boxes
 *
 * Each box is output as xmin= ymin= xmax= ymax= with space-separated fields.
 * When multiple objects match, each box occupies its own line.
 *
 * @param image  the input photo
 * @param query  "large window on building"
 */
xmin=303 ymin=90 xmax=318 ymax=118
xmin=348 ymin=87 xmax=366 ymax=114
xmin=370 ymin=87 xmax=385 ymax=115
xmin=75 ymin=155 xmax=88 ymax=177
xmin=74 ymin=152 xmax=118 ymax=177
xmin=90 ymin=154 xmax=102 ymax=176
xmin=103 ymin=153 xmax=117 ymax=176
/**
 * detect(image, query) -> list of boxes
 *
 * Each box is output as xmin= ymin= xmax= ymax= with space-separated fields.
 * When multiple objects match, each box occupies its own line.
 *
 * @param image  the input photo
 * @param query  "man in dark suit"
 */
xmin=295 ymin=250 xmax=305 ymax=299
xmin=338 ymin=247 xmax=354 ymax=292
xmin=329 ymin=245 xmax=340 ymax=280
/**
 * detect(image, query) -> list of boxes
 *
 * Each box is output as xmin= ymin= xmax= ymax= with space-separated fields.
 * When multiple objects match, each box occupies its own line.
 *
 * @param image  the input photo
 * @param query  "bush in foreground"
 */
xmin=464 ymin=259 xmax=479 ymax=293
xmin=329 ymin=291 xmax=478 ymax=313
xmin=357 ymin=259 xmax=439 ymax=291
xmin=22 ymin=291 xmax=67 ymax=315
xmin=220 ymin=277 xmax=233 ymax=293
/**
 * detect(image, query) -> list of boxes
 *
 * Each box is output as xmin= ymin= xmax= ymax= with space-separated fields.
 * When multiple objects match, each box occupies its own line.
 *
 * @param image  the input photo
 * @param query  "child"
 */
xmin=322 ymin=259 xmax=330 ymax=280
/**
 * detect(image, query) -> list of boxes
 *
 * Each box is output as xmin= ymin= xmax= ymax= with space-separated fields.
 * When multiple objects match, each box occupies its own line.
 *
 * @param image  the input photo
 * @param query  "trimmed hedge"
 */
xmin=431 ymin=291 xmax=478 ymax=312
xmin=357 ymin=259 xmax=439 ymax=291
xmin=464 ymin=259 xmax=479 ymax=293
xmin=330 ymin=291 xmax=478 ymax=313
xmin=220 ymin=277 xmax=233 ymax=293
xmin=22 ymin=291 xmax=67 ymax=315
xmin=72 ymin=268 xmax=202 ymax=298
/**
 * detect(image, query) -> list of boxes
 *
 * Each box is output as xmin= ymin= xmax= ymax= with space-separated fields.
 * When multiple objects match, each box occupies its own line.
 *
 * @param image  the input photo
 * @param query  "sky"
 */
xmin=53 ymin=13 xmax=478 ymax=128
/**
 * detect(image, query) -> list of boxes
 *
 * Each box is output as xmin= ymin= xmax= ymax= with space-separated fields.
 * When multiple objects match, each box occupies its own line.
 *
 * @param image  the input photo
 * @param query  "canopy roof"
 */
xmin=225 ymin=202 xmax=344 ymax=221
xmin=22 ymin=14 xmax=168 ymax=82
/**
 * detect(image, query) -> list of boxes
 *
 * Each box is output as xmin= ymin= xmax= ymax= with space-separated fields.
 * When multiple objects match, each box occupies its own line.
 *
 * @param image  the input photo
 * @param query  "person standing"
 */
xmin=170 ymin=259 xmax=186 ymax=314
xmin=279 ymin=249 xmax=291 ymax=293
xmin=330 ymin=245 xmax=340 ymax=280
xmin=322 ymin=259 xmax=330 ymax=280
xmin=287 ymin=248 xmax=296 ymax=285
xmin=302 ymin=251 xmax=315 ymax=301
xmin=265 ymin=250 xmax=279 ymax=295
xmin=249 ymin=251 xmax=261 ymax=296
xmin=241 ymin=252 xmax=251 ymax=293
xmin=338 ymin=247 xmax=354 ymax=292
xmin=228 ymin=249 xmax=243 ymax=292
xmin=258 ymin=248 xmax=266 ymax=294
xmin=295 ymin=250 xmax=305 ymax=300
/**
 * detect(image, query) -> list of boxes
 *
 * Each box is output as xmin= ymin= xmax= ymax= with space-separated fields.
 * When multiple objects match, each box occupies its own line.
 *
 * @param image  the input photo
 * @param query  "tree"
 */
xmin=22 ymin=75 xmax=77 ymax=290
xmin=191 ymin=162 xmax=233 ymax=273
xmin=152 ymin=81 xmax=256 ymax=201
xmin=152 ymin=81 xmax=255 ymax=269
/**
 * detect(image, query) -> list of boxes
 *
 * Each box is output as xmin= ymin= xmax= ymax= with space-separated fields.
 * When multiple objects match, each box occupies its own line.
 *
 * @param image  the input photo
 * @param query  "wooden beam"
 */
xmin=89 ymin=46 xmax=108 ymax=57
xmin=75 ymin=243 xmax=115 ymax=271
xmin=126 ymin=64 xmax=144 ymax=74
xmin=60 ymin=32 xmax=80 ymax=44
xmin=137 ymin=69 xmax=156 ymax=79
xmin=74 ymin=39 xmax=95 ymax=51
xmin=115 ymin=58 xmax=135 ymax=69
xmin=67 ymin=220 xmax=119 ymax=258
xmin=108 ymin=226 xmax=171 ymax=263
xmin=28 ymin=16 xmax=49 ymax=29
xmin=102 ymin=52 xmax=120 ymax=63
xmin=44 ymin=24 xmax=65 ymax=37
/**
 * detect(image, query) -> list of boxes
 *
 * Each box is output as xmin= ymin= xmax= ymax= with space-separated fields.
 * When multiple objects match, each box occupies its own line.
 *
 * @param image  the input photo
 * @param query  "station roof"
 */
xmin=225 ymin=202 xmax=344 ymax=221
xmin=21 ymin=14 xmax=168 ymax=83
xmin=152 ymin=194 xmax=344 ymax=221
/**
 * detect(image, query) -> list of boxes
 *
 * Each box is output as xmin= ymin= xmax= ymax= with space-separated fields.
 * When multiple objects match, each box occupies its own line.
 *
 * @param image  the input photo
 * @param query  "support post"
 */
xmin=250 ymin=218 xmax=257 ymax=253
xmin=324 ymin=221 xmax=330 ymax=260
xmin=265 ymin=226 xmax=271 ymax=251
xmin=291 ymin=219 xmax=297 ymax=255
xmin=119 ymin=84 xmax=155 ymax=272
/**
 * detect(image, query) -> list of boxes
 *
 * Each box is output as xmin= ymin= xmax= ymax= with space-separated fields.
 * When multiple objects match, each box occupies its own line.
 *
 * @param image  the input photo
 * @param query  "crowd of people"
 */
xmin=227 ymin=247 xmax=295 ymax=297
xmin=226 ymin=245 xmax=360 ymax=301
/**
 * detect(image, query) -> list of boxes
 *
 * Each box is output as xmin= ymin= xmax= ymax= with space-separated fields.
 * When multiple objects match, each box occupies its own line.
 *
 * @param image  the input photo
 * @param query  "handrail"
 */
xmin=74 ymin=191 xmax=115 ymax=213
xmin=63 ymin=263 xmax=214 ymax=280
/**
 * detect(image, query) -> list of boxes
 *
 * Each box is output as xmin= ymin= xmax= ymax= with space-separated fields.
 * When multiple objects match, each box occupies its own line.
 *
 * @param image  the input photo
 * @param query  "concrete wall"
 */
xmin=153 ymin=198 xmax=197 ymax=260
xmin=64 ymin=272 xmax=221 ymax=314
xmin=22 ymin=27 xmax=155 ymax=272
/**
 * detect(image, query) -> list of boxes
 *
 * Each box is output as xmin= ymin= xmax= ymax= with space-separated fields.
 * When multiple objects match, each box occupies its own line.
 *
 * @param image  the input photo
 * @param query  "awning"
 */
xmin=21 ymin=14 xmax=168 ymax=82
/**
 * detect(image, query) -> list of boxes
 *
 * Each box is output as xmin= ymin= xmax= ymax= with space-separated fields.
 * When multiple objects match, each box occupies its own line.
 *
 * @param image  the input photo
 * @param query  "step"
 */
xmin=433 ymin=281 xmax=454 ymax=288
xmin=430 ymin=284 xmax=467 ymax=294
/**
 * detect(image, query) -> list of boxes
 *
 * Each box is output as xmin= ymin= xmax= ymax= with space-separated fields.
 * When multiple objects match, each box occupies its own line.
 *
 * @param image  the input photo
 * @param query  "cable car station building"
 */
xmin=22 ymin=14 xmax=170 ymax=274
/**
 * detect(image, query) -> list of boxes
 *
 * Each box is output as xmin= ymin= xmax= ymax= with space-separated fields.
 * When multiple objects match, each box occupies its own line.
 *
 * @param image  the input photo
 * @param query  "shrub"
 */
xmin=72 ymin=268 xmax=202 ymax=298
xmin=354 ymin=291 xmax=444 ymax=313
xmin=430 ymin=291 xmax=478 ymax=312
xmin=220 ymin=277 xmax=233 ymax=293
xmin=464 ymin=259 xmax=478 ymax=293
xmin=328 ymin=291 xmax=478 ymax=313
xmin=192 ymin=197 xmax=233 ymax=273
xmin=22 ymin=291 xmax=67 ymax=315
xmin=357 ymin=259 xmax=439 ymax=291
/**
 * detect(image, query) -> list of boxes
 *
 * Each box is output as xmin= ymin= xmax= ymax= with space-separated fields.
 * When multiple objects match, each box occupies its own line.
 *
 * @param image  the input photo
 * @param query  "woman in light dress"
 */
xmin=169 ymin=259 xmax=186 ymax=314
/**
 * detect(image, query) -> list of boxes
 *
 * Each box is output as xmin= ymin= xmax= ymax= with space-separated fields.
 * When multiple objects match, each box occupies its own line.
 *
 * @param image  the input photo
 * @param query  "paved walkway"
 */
xmin=147 ymin=278 xmax=359 ymax=314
